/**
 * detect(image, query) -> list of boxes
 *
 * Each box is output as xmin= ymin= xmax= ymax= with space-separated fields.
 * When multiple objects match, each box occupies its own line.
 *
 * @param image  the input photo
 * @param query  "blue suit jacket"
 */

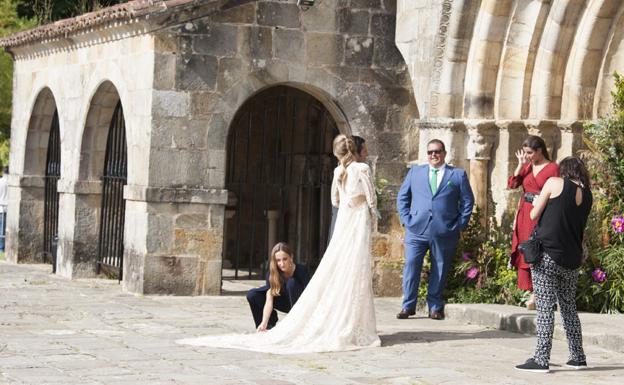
xmin=397 ymin=164 xmax=474 ymax=238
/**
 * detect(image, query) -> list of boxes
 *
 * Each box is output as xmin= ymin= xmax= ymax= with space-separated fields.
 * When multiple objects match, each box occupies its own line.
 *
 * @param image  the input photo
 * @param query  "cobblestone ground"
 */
xmin=1 ymin=262 xmax=623 ymax=385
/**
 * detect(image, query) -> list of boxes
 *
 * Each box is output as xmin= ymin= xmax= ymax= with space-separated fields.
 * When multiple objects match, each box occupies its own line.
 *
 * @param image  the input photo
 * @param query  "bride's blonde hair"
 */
xmin=333 ymin=134 xmax=356 ymax=187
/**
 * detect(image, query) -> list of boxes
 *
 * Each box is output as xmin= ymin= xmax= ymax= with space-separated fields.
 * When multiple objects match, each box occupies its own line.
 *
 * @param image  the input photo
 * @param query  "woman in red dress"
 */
xmin=508 ymin=136 xmax=559 ymax=309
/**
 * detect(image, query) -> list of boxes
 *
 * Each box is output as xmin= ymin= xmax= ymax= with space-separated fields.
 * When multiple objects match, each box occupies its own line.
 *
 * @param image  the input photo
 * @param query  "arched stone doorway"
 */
xmin=224 ymin=86 xmax=341 ymax=279
xmin=7 ymin=87 xmax=59 ymax=265
xmin=43 ymin=110 xmax=60 ymax=272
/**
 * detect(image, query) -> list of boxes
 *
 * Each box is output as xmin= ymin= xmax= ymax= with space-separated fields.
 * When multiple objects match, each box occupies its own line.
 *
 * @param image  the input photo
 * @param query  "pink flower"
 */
xmin=461 ymin=252 xmax=472 ymax=261
xmin=466 ymin=267 xmax=479 ymax=280
xmin=592 ymin=268 xmax=607 ymax=283
xmin=611 ymin=216 xmax=624 ymax=233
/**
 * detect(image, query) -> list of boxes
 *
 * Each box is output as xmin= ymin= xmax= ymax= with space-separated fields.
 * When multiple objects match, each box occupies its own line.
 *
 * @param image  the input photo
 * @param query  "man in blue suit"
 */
xmin=397 ymin=139 xmax=474 ymax=320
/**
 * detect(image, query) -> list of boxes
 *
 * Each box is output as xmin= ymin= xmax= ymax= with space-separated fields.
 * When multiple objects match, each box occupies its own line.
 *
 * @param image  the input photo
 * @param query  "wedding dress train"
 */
xmin=177 ymin=162 xmax=380 ymax=354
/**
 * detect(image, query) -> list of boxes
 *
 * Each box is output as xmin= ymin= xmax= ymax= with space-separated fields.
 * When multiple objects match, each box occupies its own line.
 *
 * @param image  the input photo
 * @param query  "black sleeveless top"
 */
xmin=536 ymin=179 xmax=592 ymax=269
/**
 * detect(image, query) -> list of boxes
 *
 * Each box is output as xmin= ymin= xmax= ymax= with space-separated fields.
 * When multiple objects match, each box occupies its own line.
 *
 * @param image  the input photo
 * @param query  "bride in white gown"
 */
xmin=177 ymin=134 xmax=380 ymax=354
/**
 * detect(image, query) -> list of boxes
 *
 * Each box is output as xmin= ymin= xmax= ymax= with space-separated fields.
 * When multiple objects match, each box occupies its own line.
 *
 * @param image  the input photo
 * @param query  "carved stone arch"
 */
xmin=594 ymin=3 xmax=624 ymax=117
xmin=562 ymin=0 xmax=621 ymax=120
xmin=23 ymin=87 xmax=59 ymax=176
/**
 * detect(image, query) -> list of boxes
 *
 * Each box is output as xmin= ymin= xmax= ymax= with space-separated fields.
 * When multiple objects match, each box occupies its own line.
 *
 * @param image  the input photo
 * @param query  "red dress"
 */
xmin=508 ymin=162 xmax=559 ymax=291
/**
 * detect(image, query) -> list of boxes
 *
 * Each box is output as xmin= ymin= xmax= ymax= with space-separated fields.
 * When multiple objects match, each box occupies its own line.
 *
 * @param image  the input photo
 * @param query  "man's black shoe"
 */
xmin=396 ymin=309 xmax=415 ymax=319
xmin=515 ymin=358 xmax=549 ymax=373
xmin=566 ymin=359 xmax=587 ymax=370
xmin=429 ymin=310 xmax=445 ymax=320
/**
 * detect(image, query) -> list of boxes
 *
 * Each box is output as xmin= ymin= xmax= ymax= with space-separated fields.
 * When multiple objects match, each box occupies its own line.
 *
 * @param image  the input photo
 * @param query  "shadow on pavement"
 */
xmin=380 ymin=329 xmax=526 ymax=347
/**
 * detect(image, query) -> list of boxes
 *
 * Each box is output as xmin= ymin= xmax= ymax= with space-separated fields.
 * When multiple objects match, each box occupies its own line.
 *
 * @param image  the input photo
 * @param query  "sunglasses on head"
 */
xmin=427 ymin=149 xmax=444 ymax=155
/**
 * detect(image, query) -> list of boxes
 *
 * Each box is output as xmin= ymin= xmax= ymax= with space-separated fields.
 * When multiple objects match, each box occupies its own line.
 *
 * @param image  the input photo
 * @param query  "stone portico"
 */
xmin=2 ymin=0 xmax=623 ymax=296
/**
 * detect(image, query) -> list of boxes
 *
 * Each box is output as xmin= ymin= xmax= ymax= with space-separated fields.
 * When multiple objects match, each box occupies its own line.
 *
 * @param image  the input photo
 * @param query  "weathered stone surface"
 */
xmin=143 ymin=255 xmax=198 ymax=295
xmin=241 ymin=26 xmax=272 ymax=60
xmin=176 ymin=54 xmax=218 ymax=91
xmin=339 ymin=8 xmax=370 ymax=35
xmin=373 ymin=38 xmax=404 ymax=68
xmin=212 ymin=2 xmax=256 ymax=24
xmin=306 ymin=33 xmax=343 ymax=65
xmin=257 ymin=2 xmax=301 ymax=28
xmin=371 ymin=13 xmax=395 ymax=40
xmin=274 ymin=29 xmax=305 ymax=63
xmin=192 ymin=24 xmax=239 ymax=57
xmin=352 ymin=0 xmax=382 ymax=9
xmin=153 ymin=90 xmax=190 ymax=118
xmin=217 ymin=57 xmax=245 ymax=92
xmin=345 ymin=36 xmax=374 ymax=66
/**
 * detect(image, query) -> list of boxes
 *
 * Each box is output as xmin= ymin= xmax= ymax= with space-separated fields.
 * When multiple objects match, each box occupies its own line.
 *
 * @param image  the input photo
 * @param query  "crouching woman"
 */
xmin=246 ymin=242 xmax=310 ymax=332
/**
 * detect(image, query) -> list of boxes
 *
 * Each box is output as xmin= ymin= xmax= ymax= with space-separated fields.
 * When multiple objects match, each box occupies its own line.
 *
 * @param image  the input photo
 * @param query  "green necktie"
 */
xmin=430 ymin=168 xmax=439 ymax=195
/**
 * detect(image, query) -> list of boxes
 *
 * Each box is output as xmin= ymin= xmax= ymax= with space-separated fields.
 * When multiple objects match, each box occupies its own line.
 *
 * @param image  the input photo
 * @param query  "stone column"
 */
xmin=122 ymin=185 xmax=228 ymax=295
xmin=466 ymin=120 xmax=496 ymax=224
xmin=5 ymin=175 xmax=45 ymax=263
xmin=55 ymin=179 xmax=102 ymax=278
xmin=266 ymin=209 xmax=280 ymax=257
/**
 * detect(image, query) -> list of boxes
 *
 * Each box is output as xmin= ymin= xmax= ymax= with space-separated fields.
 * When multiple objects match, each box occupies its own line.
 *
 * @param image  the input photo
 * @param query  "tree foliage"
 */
xmin=17 ymin=0 xmax=128 ymax=25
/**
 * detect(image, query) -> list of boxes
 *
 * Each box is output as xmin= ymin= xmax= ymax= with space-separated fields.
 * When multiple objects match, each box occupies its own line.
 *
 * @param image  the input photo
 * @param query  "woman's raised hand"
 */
xmin=515 ymin=149 xmax=528 ymax=165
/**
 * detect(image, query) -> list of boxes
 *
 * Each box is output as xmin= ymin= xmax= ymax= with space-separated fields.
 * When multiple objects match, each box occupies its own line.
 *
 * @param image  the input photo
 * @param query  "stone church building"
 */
xmin=1 ymin=0 xmax=622 ymax=296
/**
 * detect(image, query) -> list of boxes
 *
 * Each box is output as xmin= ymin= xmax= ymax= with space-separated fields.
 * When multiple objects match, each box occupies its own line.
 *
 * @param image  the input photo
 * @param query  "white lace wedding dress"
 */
xmin=177 ymin=162 xmax=380 ymax=354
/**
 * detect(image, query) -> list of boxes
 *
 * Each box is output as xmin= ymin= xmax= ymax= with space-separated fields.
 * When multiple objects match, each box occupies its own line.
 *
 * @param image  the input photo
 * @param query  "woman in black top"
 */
xmin=515 ymin=156 xmax=592 ymax=373
xmin=246 ymin=242 xmax=310 ymax=332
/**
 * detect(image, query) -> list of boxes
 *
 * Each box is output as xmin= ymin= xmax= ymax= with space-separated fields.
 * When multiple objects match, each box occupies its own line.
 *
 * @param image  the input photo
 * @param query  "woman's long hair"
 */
xmin=268 ymin=242 xmax=294 ymax=297
xmin=559 ymin=156 xmax=591 ymax=188
xmin=333 ymin=134 xmax=357 ymax=187
xmin=522 ymin=135 xmax=551 ymax=161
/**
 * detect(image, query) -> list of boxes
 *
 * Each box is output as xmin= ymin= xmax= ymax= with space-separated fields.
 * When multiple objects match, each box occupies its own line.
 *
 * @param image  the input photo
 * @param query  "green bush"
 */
xmin=445 ymin=208 xmax=525 ymax=307
xmin=579 ymin=71 xmax=624 ymax=313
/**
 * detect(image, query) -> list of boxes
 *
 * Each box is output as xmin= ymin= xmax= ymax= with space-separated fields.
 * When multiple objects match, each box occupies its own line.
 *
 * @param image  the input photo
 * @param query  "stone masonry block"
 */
xmin=301 ymin=3 xmax=337 ymax=32
xmin=352 ymin=0 xmax=382 ymax=8
xmin=373 ymin=38 xmax=404 ymax=68
xmin=143 ymin=255 xmax=198 ymax=295
xmin=345 ymin=36 xmax=374 ymax=66
xmin=153 ymin=91 xmax=190 ymax=118
xmin=371 ymin=13 xmax=395 ymax=40
xmin=274 ymin=29 xmax=305 ymax=63
xmin=154 ymin=54 xmax=176 ymax=90
xmin=212 ymin=2 xmax=256 ymax=24
xmin=207 ymin=113 xmax=228 ymax=150
xmin=241 ymin=26 xmax=272 ymax=60
xmin=176 ymin=54 xmax=218 ymax=91
xmin=191 ymin=91 xmax=226 ymax=118
xmin=175 ymin=213 xmax=209 ymax=230
xmin=193 ymin=25 xmax=239 ymax=57
xmin=217 ymin=57 xmax=245 ymax=93
xmin=339 ymin=8 xmax=370 ymax=35
xmin=173 ymin=228 xmax=222 ymax=258
xmin=306 ymin=33 xmax=344 ymax=66
xmin=146 ymin=214 xmax=174 ymax=254
xmin=257 ymin=2 xmax=301 ymax=28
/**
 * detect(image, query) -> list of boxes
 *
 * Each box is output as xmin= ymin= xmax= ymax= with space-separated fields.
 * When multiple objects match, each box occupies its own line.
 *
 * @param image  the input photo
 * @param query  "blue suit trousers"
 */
xmin=401 ymin=231 xmax=459 ymax=312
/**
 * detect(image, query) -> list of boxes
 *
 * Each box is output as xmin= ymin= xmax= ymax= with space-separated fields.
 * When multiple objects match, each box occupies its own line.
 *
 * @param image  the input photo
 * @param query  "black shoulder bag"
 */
xmin=518 ymin=226 xmax=543 ymax=264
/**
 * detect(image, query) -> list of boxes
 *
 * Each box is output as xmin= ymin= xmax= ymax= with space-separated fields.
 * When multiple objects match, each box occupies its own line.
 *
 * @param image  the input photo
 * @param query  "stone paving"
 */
xmin=1 ymin=262 xmax=624 ymax=385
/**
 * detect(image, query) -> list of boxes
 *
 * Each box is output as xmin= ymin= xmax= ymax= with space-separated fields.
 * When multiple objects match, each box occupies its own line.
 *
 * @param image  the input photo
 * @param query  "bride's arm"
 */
xmin=331 ymin=169 xmax=340 ymax=207
xmin=360 ymin=165 xmax=377 ymax=210
xmin=257 ymin=291 xmax=274 ymax=332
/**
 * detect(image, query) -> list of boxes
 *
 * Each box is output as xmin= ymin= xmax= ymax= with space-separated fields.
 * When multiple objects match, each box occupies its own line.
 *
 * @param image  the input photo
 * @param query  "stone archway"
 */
xmin=223 ymin=86 xmax=341 ymax=279
xmin=56 ymin=81 xmax=126 ymax=278
xmin=6 ymin=88 xmax=59 ymax=264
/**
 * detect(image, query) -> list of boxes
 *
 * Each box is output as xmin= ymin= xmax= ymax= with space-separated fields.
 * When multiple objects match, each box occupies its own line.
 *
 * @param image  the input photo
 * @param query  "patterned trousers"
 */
xmin=531 ymin=254 xmax=586 ymax=366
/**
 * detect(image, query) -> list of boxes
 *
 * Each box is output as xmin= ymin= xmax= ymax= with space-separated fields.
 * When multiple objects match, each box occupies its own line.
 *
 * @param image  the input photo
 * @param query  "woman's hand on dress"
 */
xmin=257 ymin=323 xmax=268 ymax=332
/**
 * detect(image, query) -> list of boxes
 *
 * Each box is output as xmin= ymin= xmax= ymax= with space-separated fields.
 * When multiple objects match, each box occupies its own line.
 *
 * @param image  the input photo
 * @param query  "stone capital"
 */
xmin=57 ymin=179 xmax=102 ymax=195
xmin=465 ymin=120 xmax=497 ymax=160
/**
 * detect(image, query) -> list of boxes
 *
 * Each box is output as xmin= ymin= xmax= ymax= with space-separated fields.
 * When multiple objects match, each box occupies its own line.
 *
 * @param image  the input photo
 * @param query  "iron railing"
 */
xmin=96 ymin=101 xmax=127 ymax=280
xmin=43 ymin=110 xmax=60 ymax=272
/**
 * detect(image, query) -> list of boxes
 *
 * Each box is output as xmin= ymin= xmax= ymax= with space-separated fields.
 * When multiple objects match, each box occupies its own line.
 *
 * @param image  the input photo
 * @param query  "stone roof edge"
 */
xmin=0 ymin=0 xmax=200 ymax=49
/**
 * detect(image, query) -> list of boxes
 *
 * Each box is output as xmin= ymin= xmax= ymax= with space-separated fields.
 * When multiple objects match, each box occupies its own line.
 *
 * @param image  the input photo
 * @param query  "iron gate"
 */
xmin=43 ymin=110 xmax=60 ymax=272
xmin=96 ymin=101 xmax=127 ymax=279
xmin=225 ymin=86 xmax=340 ymax=279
